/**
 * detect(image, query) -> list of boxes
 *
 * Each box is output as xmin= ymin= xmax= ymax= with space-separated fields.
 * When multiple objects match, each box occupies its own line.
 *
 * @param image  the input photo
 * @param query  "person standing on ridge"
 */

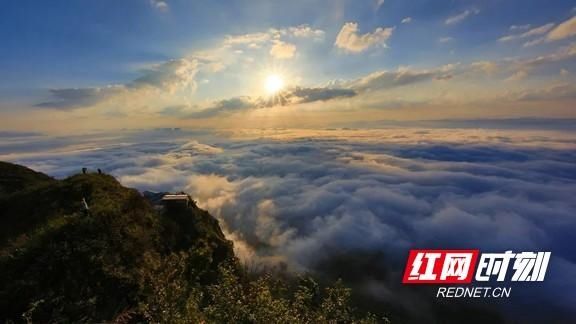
xmin=81 ymin=197 xmax=90 ymax=217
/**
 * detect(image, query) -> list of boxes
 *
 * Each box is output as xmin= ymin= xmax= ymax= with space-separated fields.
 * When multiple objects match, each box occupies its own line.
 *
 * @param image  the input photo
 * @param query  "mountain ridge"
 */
xmin=0 ymin=162 xmax=237 ymax=322
xmin=0 ymin=161 xmax=379 ymax=323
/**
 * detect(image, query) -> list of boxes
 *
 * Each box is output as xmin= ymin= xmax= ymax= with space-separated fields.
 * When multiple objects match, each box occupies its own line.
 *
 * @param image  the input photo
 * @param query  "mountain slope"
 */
xmin=0 ymin=162 xmax=380 ymax=323
xmin=0 ymin=161 xmax=53 ymax=196
xmin=0 ymin=162 xmax=236 ymax=322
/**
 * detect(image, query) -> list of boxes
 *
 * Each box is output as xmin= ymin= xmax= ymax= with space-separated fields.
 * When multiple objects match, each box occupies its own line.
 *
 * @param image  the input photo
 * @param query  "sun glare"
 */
xmin=264 ymin=74 xmax=284 ymax=95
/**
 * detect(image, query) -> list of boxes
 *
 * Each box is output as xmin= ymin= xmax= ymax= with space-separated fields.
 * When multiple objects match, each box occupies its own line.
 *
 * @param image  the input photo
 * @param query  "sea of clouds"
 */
xmin=2 ymin=127 xmax=576 ymax=321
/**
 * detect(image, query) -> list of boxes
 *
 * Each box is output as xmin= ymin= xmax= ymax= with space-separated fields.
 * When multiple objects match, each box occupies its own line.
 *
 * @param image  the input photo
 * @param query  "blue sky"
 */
xmin=1 ymin=0 xmax=576 ymax=132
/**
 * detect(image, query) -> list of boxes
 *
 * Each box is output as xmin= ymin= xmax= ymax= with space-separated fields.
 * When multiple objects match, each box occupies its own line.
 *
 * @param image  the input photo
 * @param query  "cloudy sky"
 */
xmin=2 ymin=0 xmax=576 ymax=321
xmin=1 ymin=0 xmax=576 ymax=132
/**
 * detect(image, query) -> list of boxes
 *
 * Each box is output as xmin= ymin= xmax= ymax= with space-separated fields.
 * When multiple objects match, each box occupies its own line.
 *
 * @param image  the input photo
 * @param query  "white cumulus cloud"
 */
xmin=334 ymin=22 xmax=394 ymax=53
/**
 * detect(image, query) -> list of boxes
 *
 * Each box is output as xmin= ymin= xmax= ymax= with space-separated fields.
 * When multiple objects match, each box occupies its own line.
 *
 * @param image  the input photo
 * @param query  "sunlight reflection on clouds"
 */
xmin=2 ymin=127 xmax=576 ymax=319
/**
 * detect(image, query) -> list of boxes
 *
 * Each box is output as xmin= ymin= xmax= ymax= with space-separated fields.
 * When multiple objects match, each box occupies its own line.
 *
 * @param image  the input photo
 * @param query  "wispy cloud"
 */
xmin=35 ymin=86 xmax=125 ymax=110
xmin=547 ymin=15 xmax=576 ymax=41
xmin=149 ymin=0 xmax=168 ymax=12
xmin=223 ymin=25 xmax=325 ymax=47
xmin=438 ymin=36 xmax=454 ymax=44
xmin=287 ymin=25 xmax=325 ymax=41
xmin=498 ymin=23 xmax=555 ymax=42
xmin=500 ymin=16 xmax=576 ymax=45
xmin=505 ymin=83 xmax=576 ymax=101
xmin=445 ymin=8 xmax=480 ymax=25
xmin=346 ymin=65 xmax=455 ymax=92
xmin=510 ymin=24 xmax=531 ymax=31
xmin=522 ymin=38 xmax=544 ymax=47
xmin=224 ymin=32 xmax=271 ymax=46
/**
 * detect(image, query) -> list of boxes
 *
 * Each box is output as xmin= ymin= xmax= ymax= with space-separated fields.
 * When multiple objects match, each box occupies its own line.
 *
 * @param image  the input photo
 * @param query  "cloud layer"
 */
xmin=3 ymin=127 xmax=576 ymax=321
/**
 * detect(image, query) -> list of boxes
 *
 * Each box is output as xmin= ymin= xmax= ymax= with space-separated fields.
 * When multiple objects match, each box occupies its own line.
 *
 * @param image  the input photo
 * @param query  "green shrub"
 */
xmin=0 ymin=162 xmax=387 ymax=323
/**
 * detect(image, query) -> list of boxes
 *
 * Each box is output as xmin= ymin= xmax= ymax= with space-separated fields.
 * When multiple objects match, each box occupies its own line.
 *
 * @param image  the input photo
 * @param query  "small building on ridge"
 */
xmin=161 ymin=194 xmax=194 ymax=209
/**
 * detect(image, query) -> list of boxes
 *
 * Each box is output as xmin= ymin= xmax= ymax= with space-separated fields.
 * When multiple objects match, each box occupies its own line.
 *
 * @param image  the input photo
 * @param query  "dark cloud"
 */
xmin=160 ymin=105 xmax=188 ymax=116
xmin=336 ymin=118 xmax=576 ymax=131
xmin=348 ymin=68 xmax=454 ymax=92
xmin=184 ymin=86 xmax=356 ymax=119
xmin=35 ymin=87 xmax=124 ymax=109
xmin=129 ymin=58 xmax=198 ymax=92
xmin=3 ymin=128 xmax=576 ymax=321
xmin=35 ymin=59 xmax=198 ymax=110
xmin=187 ymin=97 xmax=255 ymax=118
xmin=0 ymin=131 xmax=43 ymax=138
xmin=285 ymin=86 xmax=357 ymax=103
xmin=511 ymin=83 xmax=576 ymax=102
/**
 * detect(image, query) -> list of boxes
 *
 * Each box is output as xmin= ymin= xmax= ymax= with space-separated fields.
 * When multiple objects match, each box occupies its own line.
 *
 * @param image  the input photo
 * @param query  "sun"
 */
xmin=264 ymin=74 xmax=284 ymax=95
